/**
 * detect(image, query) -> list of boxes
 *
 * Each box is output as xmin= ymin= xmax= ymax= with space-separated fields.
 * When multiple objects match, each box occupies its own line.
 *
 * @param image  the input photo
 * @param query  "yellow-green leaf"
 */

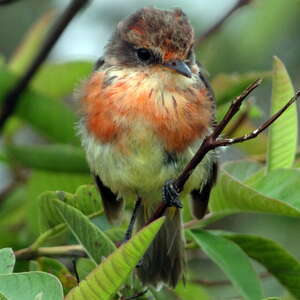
xmin=65 ymin=217 xmax=165 ymax=300
xmin=267 ymin=56 xmax=297 ymax=171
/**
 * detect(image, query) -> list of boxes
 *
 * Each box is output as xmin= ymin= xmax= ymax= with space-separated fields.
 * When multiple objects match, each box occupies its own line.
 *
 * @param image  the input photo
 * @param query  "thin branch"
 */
xmin=147 ymin=81 xmax=300 ymax=222
xmin=15 ymin=245 xmax=86 ymax=260
xmin=195 ymin=0 xmax=253 ymax=48
xmin=0 ymin=0 xmax=90 ymax=131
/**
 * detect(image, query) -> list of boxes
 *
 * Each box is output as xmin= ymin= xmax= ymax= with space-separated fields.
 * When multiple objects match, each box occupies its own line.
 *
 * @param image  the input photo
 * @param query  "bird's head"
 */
xmin=104 ymin=7 xmax=195 ymax=78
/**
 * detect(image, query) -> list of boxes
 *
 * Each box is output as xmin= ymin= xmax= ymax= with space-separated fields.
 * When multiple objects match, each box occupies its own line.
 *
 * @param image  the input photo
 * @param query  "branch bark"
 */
xmin=0 ymin=0 xmax=90 ymax=130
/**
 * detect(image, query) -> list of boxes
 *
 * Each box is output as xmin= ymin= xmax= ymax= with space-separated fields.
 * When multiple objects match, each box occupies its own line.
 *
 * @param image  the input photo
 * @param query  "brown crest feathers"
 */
xmin=117 ymin=7 xmax=194 ymax=60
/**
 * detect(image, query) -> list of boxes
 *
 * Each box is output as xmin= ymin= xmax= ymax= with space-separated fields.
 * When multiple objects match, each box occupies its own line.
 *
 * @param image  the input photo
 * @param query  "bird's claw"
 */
xmin=163 ymin=179 xmax=183 ymax=208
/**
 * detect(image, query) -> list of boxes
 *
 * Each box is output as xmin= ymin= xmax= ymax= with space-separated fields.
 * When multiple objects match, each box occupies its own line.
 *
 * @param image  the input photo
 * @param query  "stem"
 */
xmin=0 ymin=0 xmax=90 ymax=130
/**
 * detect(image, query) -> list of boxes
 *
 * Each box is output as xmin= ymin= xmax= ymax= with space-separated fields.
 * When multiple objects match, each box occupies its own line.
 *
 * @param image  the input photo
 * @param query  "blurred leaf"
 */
xmin=9 ymin=10 xmax=55 ymax=74
xmin=39 ymin=184 xmax=102 ymax=232
xmin=33 ymin=257 xmax=77 ymax=294
xmin=0 ymin=248 xmax=15 ymax=274
xmin=189 ymin=230 xmax=262 ymax=300
xmin=0 ymin=293 xmax=7 ymax=300
xmin=104 ymin=227 xmax=126 ymax=243
xmin=32 ymin=61 xmax=92 ymax=99
xmin=267 ymin=56 xmax=297 ymax=171
xmin=55 ymin=199 xmax=116 ymax=264
xmin=209 ymin=170 xmax=300 ymax=217
xmin=7 ymin=143 xmax=88 ymax=173
xmin=174 ymin=281 xmax=210 ymax=300
xmin=222 ymin=160 xmax=263 ymax=182
xmin=212 ymin=72 xmax=270 ymax=105
xmin=0 ymin=65 xmax=78 ymax=144
xmin=27 ymin=171 xmax=91 ymax=234
xmin=65 ymin=217 xmax=165 ymax=300
xmin=222 ymin=232 xmax=300 ymax=299
xmin=0 ymin=271 xmax=63 ymax=300
xmin=76 ymin=258 xmax=95 ymax=281
xmin=251 ymin=169 xmax=300 ymax=211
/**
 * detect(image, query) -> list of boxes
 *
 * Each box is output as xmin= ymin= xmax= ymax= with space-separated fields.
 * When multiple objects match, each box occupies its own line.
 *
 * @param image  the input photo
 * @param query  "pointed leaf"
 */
xmin=222 ymin=232 xmax=300 ymax=299
xmin=55 ymin=199 xmax=116 ymax=264
xmin=189 ymin=230 xmax=263 ymax=300
xmin=209 ymin=170 xmax=300 ymax=217
xmin=0 ymin=248 xmax=15 ymax=274
xmin=65 ymin=217 xmax=165 ymax=300
xmin=0 ymin=271 xmax=63 ymax=300
xmin=267 ymin=56 xmax=297 ymax=171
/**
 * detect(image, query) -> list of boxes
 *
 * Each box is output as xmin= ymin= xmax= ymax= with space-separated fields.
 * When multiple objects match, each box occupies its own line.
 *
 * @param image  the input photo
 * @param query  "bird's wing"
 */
xmin=190 ymin=63 xmax=218 ymax=219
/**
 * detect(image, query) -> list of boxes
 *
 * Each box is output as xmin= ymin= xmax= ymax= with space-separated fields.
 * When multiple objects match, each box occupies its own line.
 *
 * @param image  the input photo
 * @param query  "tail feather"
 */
xmin=136 ymin=204 xmax=185 ymax=287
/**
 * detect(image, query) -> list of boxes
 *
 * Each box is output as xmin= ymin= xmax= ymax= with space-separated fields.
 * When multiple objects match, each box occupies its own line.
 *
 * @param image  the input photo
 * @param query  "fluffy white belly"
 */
xmin=79 ymin=122 xmax=212 ymax=201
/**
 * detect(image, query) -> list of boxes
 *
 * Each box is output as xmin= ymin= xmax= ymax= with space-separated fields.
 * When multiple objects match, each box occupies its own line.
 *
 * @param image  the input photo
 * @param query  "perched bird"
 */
xmin=78 ymin=7 xmax=217 ymax=288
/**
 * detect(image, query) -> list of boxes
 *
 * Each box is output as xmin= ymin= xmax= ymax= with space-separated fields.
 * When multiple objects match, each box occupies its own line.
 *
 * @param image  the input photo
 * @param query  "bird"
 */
xmin=77 ymin=7 xmax=217 ymax=288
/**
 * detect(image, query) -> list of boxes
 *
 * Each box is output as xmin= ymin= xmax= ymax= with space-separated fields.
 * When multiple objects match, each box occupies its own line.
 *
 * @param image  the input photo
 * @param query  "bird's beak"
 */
xmin=163 ymin=60 xmax=192 ymax=78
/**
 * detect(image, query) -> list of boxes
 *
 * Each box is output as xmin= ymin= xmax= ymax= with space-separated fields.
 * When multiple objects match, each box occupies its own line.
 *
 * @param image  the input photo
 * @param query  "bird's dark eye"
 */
xmin=137 ymin=48 xmax=152 ymax=61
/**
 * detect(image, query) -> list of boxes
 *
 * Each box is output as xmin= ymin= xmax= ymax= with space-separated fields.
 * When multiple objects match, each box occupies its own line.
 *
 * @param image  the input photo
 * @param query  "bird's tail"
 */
xmin=136 ymin=203 xmax=185 ymax=288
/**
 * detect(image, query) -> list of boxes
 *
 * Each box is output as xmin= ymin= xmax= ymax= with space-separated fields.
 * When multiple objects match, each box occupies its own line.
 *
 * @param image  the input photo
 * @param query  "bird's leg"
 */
xmin=123 ymin=197 xmax=142 ymax=242
xmin=163 ymin=179 xmax=183 ymax=209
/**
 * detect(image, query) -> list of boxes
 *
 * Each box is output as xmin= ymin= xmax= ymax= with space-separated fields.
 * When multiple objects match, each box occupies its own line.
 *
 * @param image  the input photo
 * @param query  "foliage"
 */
xmin=0 ymin=3 xmax=300 ymax=300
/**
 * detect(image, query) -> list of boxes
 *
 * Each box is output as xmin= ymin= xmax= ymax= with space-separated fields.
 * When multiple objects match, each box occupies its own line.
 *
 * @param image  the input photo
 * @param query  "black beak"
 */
xmin=163 ymin=60 xmax=192 ymax=78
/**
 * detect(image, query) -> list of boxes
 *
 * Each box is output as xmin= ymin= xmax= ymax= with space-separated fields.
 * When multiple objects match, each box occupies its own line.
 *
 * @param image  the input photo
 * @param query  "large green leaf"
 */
xmin=76 ymin=258 xmax=96 ymax=281
xmin=55 ymin=199 xmax=116 ymax=264
xmin=39 ymin=184 xmax=102 ymax=232
xmin=65 ymin=217 xmax=165 ymax=300
xmin=0 ymin=248 xmax=15 ymax=274
xmin=251 ymin=169 xmax=300 ymax=211
xmin=267 ymin=56 xmax=297 ymax=171
xmin=222 ymin=232 xmax=300 ymax=299
xmin=0 ymin=271 xmax=63 ymax=300
xmin=7 ymin=143 xmax=88 ymax=173
xmin=32 ymin=61 xmax=92 ymax=99
xmin=209 ymin=170 xmax=300 ymax=217
xmin=189 ymin=230 xmax=263 ymax=300
xmin=174 ymin=281 xmax=210 ymax=300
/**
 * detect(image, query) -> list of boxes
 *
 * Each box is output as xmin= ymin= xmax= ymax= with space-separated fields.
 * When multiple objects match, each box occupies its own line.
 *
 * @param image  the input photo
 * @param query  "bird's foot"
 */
xmin=163 ymin=179 xmax=183 ymax=208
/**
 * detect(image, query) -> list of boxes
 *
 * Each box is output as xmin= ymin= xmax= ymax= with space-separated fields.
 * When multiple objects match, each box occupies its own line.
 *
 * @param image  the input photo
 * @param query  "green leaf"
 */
xmin=0 ymin=293 xmax=8 ymax=300
xmin=209 ymin=170 xmax=300 ymax=217
xmin=267 ymin=56 xmax=297 ymax=171
xmin=189 ymin=230 xmax=263 ymax=300
xmin=76 ymin=258 xmax=96 ymax=281
xmin=251 ymin=169 xmax=300 ymax=212
xmin=222 ymin=232 xmax=300 ymax=299
xmin=174 ymin=281 xmax=210 ymax=300
xmin=39 ymin=184 xmax=102 ymax=232
xmin=9 ymin=11 xmax=55 ymax=74
xmin=32 ymin=61 xmax=92 ymax=99
xmin=55 ymin=199 xmax=116 ymax=264
xmin=33 ymin=257 xmax=77 ymax=294
xmin=0 ymin=271 xmax=63 ymax=300
xmin=65 ymin=217 xmax=165 ymax=300
xmin=0 ymin=248 xmax=15 ymax=274
xmin=6 ymin=143 xmax=89 ymax=173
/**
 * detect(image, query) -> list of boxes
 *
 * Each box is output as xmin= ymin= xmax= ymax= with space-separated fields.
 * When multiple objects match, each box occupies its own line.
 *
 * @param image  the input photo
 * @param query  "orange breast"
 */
xmin=81 ymin=71 xmax=213 ymax=153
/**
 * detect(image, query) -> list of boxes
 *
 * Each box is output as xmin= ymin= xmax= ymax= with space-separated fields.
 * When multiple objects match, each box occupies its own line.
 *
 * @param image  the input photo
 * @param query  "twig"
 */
xmin=0 ymin=0 xmax=90 ymax=131
xmin=15 ymin=245 xmax=86 ymax=260
xmin=147 ymin=80 xmax=300 ymax=222
xmin=191 ymin=272 xmax=270 ymax=287
xmin=195 ymin=0 xmax=253 ymax=48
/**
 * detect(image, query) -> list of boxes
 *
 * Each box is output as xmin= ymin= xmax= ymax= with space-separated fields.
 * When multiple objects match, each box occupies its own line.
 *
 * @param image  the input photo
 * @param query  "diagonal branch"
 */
xmin=0 ymin=0 xmax=90 ymax=131
xmin=147 ymin=80 xmax=300 ymax=223
xmin=195 ymin=0 xmax=253 ymax=48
